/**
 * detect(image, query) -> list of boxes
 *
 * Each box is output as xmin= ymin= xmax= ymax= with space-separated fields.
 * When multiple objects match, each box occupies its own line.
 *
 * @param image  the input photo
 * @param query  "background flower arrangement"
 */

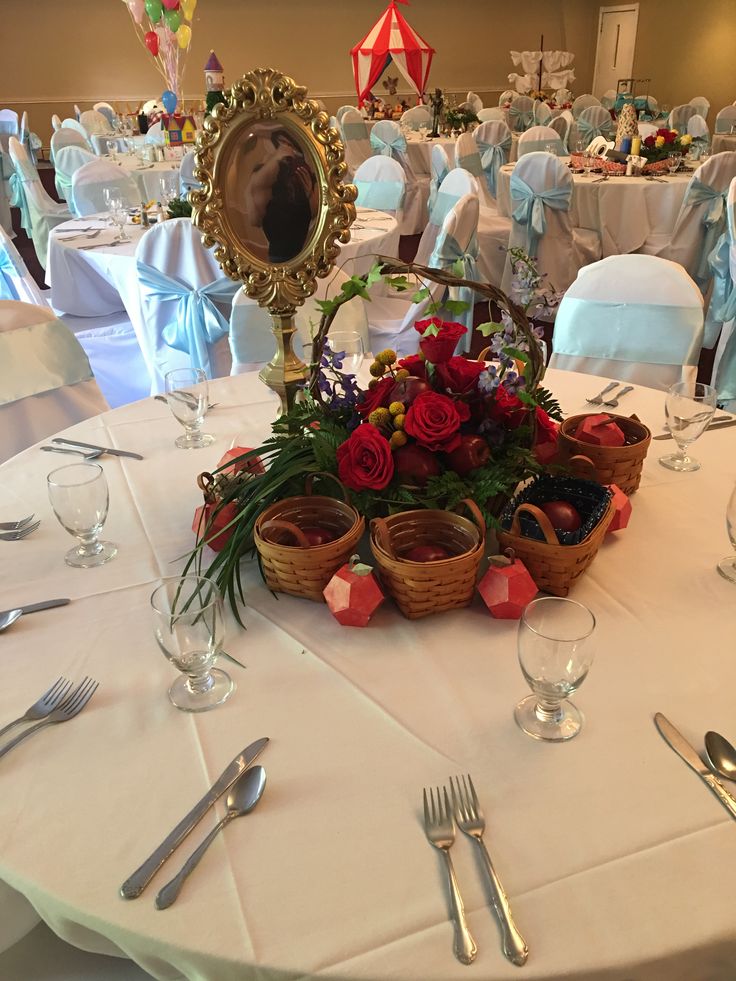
xmin=640 ymin=127 xmax=694 ymax=162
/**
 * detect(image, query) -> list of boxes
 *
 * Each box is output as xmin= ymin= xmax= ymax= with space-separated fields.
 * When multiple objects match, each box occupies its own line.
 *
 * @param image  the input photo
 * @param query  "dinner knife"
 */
xmin=653 ymin=419 xmax=736 ymax=439
xmin=51 ymin=437 xmax=143 ymax=460
xmin=654 ymin=713 xmax=736 ymax=821
xmin=120 ymin=736 xmax=269 ymax=899
xmin=0 ymin=599 xmax=70 ymax=617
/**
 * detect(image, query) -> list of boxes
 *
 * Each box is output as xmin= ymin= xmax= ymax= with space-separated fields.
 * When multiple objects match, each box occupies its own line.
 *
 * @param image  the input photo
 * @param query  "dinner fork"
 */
xmin=0 ymin=678 xmax=73 ymax=740
xmin=422 ymin=785 xmax=477 ymax=965
xmin=0 ymin=521 xmax=41 ymax=541
xmin=585 ymin=381 xmax=618 ymax=405
xmin=450 ymin=775 xmax=528 ymax=966
xmin=602 ymin=385 xmax=634 ymax=407
xmin=0 ymin=678 xmax=99 ymax=760
xmin=0 ymin=514 xmax=34 ymax=531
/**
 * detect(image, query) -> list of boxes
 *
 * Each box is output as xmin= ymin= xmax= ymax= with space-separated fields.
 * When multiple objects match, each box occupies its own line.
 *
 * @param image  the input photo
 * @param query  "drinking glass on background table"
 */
xmin=151 ymin=575 xmax=233 ymax=712
xmin=515 ymin=596 xmax=596 ymax=742
xmin=667 ymin=152 xmax=681 ymax=174
xmin=159 ymin=173 xmax=178 ymax=207
xmin=327 ymin=331 xmax=365 ymax=376
xmin=660 ymin=380 xmax=717 ymax=472
xmin=47 ymin=463 xmax=118 ymax=568
xmin=109 ymin=201 xmax=130 ymax=242
xmin=164 ymin=368 xmax=215 ymax=449
xmin=717 ymin=481 xmax=736 ymax=583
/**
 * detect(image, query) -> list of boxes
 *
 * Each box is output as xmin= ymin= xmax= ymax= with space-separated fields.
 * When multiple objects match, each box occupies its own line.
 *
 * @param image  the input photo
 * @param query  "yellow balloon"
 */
xmin=177 ymin=23 xmax=192 ymax=48
xmin=181 ymin=0 xmax=196 ymax=19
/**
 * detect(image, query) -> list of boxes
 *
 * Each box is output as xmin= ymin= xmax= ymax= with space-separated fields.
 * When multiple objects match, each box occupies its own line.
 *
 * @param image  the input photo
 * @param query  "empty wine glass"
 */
xmin=159 ymin=173 xmax=178 ymax=207
xmin=582 ymin=153 xmax=594 ymax=177
xmin=660 ymin=380 xmax=717 ymax=472
xmin=151 ymin=575 xmax=233 ymax=712
xmin=165 ymin=367 xmax=215 ymax=449
xmin=47 ymin=463 xmax=118 ymax=568
xmin=717 ymin=480 xmax=736 ymax=583
xmin=667 ymin=151 xmax=681 ymax=174
xmin=515 ymin=596 xmax=596 ymax=742
xmin=109 ymin=203 xmax=130 ymax=242
xmin=544 ymin=142 xmax=557 ymax=155
xmin=328 ymin=331 xmax=365 ymax=376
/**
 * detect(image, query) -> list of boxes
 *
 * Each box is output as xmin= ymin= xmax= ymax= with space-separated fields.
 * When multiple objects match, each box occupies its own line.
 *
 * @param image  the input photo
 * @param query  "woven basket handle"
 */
xmin=305 ymin=471 xmax=349 ymax=502
xmin=454 ymin=498 xmax=486 ymax=540
xmin=476 ymin=346 xmax=491 ymax=363
xmin=509 ymin=503 xmax=560 ymax=545
xmin=370 ymin=517 xmax=398 ymax=559
xmin=196 ymin=472 xmax=216 ymax=504
xmin=259 ymin=519 xmax=310 ymax=548
xmin=567 ymin=454 xmax=598 ymax=481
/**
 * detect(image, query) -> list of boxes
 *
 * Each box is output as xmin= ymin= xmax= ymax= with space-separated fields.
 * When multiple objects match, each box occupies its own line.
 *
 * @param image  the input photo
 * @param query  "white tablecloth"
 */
xmin=1 ymin=369 xmax=736 ymax=980
xmin=496 ymin=163 xmax=690 ymax=256
xmin=712 ymin=134 xmax=736 ymax=155
xmin=113 ymin=156 xmax=182 ymax=202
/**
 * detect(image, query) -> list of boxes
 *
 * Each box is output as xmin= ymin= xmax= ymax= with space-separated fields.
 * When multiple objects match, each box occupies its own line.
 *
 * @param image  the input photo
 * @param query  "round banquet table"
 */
xmin=45 ymin=207 xmax=401 ymax=320
xmin=402 ymin=133 xmax=519 ymax=177
xmin=2 ymin=369 xmax=736 ymax=980
xmin=712 ymin=133 xmax=736 ymax=155
xmin=112 ymin=155 xmax=182 ymax=202
xmin=496 ymin=162 xmax=691 ymax=256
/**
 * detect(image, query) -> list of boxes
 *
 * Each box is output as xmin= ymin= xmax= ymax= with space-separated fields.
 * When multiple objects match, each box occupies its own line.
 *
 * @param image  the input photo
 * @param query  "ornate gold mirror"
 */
xmin=190 ymin=69 xmax=357 ymax=413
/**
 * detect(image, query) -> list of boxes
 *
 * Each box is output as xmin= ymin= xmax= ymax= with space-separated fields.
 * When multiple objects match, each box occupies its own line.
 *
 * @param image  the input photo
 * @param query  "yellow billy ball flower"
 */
xmin=376 ymin=349 xmax=397 ymax=366
xmin=394 ymin=368 xmax=410 ymax=381
xmin=368 ymin=379 xmax=380 ymax=390
xmin=388 ymin=401 xmax=405 ymax=416
xmin=390 ymin=431 xmax=408 ymax=449
xmin=368 ymin=407 xmax=391 ymax=427
xmin=393 ymin=413 xmax=406 ymax=429
xmin=369 ymin=361 xmax=386 ymax=377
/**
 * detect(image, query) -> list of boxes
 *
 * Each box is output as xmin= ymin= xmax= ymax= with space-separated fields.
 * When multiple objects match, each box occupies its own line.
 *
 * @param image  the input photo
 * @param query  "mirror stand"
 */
xmin=259 ymin=311 xmax=307 ymax=415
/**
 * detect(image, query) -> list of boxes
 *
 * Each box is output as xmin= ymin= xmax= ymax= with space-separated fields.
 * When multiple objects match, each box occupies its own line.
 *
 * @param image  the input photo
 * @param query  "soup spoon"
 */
xmin=704 ymin=731 xmax=736 ymax=782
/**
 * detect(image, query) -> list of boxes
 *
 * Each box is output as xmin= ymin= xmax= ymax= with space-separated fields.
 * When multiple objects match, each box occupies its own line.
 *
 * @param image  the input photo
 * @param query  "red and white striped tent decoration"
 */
xmin=350 ymin=0 xmax=435 ymax=107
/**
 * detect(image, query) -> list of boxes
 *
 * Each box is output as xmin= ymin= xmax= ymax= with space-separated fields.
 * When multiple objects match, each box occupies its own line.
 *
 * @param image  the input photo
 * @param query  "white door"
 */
xmin=592 ymin=5 xmax=639 ymax=97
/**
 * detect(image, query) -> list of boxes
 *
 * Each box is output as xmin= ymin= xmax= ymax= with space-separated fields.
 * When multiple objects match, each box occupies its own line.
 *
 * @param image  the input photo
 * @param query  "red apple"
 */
xmin=389 ymin=376 xmax=431 ymax=406
xmin=301 ymin=526 xmax=336 ymax=547
xmin=540 ymin=500 xmax=582 ymax=533
xmin=446 ymin=434 xmax=491 ymax=476
xmin=393 ymin=444 xmax=441 ymax=487
xmin=192 ymin=501 xmax=240 ymax=552
xmin=404 ymin=544 xmax=451 ymax=562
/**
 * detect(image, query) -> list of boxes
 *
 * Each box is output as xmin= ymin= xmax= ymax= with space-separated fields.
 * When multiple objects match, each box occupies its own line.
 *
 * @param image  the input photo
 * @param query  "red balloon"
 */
xmin=144 ymin=30 xmax=159 ymax=55
xmin=162 ymin=0 xmax=179 ymax=7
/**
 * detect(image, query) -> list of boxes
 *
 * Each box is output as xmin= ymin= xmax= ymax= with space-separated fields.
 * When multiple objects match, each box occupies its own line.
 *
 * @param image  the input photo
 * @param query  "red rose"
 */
xmin=336 ymin=424 xmax=394 ymax=491
xmin=357 ymin=376 xmax=394 ymax=417
xmin=414 ymin=318 xmax=467 ymax=364
xmin=435 ymin=357 xmax=485 ymax=397
xmin=397 ymin=355 xmax=428 ymax=380
xmin=404 ymin=392 xmax=465 ymax=452
xmin=486 ymin=386 xmax=528 ymax=429
xmin=533 ymin=408 xmax=559 ymax=464
xmin=643 ymin=135 xmax=656 ymax=148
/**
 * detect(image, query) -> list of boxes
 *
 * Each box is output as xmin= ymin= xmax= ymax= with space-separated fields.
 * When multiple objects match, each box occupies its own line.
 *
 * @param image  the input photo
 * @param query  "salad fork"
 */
xmin=0 ymin=515 xmax=34 ymax=531
xmin=0 ymin=678 xmax=73 ymax=740
xmin=585 ymin=381 xmax=618 ymax=405
xmin=422 ymin=785 xmax=477 ymax=965
xmin=451 ymin=775 xmax=528 ymax=966
xmin=0 ymin=678 xmax=99 ymax=760
xmin=0 ymin=521 xmax=41 ymax=541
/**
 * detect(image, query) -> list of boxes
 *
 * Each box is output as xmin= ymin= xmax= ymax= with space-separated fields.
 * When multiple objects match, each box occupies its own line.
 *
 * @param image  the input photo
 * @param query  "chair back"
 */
xmin=668 ymin=104 xmax=698 ymax=131
xmin=474 ymin=120 xmax=512 ymax=198
xmin=79 ymin=110 xmax=111 ymax=137
xmin=572 ymin=105 xmax=614 ymax=147
xmin=93 ymin=103 xmax=116 ymax=127
xmin=180 ymin=149 xmax=199 ymax=197
xmin=144 ymin=121 xmax=165 ymax=145
xmin=353 ymin=156 xmax=406 ymax=215
xmin=336 ymin=105 xmax=356 ymax=124
xmin=455 ymin=132 xmax=493 ymax=206
xmin=8 ymin=137 xmax=71 ymax=268
xmin=533 ymin=101 xmax=552 ymax=125
xmin=711 ymin=177 xmax=736 ymax=401
xmin=638 ymin=122 xmax=658 ymax=140
xmin=600 ymin=89 xmax=617 ymax=110
xmin=518 ymin=125 xmax=566 ymax=157
xmin=478 ymin=108 xmax=505 ymax=123
xmin=428 ymin=143 xmax=451 ymax=217
xmin=571 ymin=94 xmax=601 ymax=118
xmin=416 ymin=167 xmax=479 ymax=265
xmin=71 ymin=159 xmax=139 ymax=216
xmin=54 ymin=145 xmax=96 ymax=203
xmin=0 ymin=300 xmax=109 ymax=462
xmin=0 ymin=110 xmax=18 ymax=157
xmin=401 ymin=106 xmax=432 ymax=131
xmin=50 ymin=127 xmax=89 ymax=162
xmin=689 ymin=96 xmax=710 ymax=119
xmin=550 ymin=254 xmax=704 ymax=389
xmin=135 ymin=218 xmax=237 ymax=390
xmin=60 ymin=118 xmax=91 ymax=143
xmin=0 ymin=224 xmax=47 ymax=304
xmin=339 ymin=108 xmax=371 ymax=174
xmin=466 ymin=92 xmax=484 ymax=114
xmin=427 ymin=192 xmax=481 ymax=346
xmin=370 ymin=120 xmax=407 ymax=159
xmin=508 ymin=96 xmax=534 ymax=133
xmin=555 ymin=88 xmax=573 ymax=104
xmin=51 ymin=114 xmax=62 ymax=132
xmin=548 ymin=114 xmax=569 ymax=146
xmin=498 ymin=90 xmax=515 ymax=107
xmin=715 ymin=107 xmax=736 ymax=134
xmin=687 ymin=114 xmax=710 ymax=143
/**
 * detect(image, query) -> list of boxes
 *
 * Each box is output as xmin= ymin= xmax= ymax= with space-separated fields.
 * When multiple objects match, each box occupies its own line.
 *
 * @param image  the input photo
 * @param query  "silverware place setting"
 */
xmin=601 ymin=385 xmax=634 ymax=407
xmin=585 ymin=381 xmax=618 ymax=405
xmin=0 ymin=677 xmax=99 ymax=760
xmin=0 ymin=521 xmax=41 ymax=541
xmin=45 ymin=438 xmax=144 ymax=460
xmin=654 ymin=416 xmax=736 ymax=439
xmin=0 ymin=598 xmax=71 ymax=632
xmin=0 ymin=514 xmax=34 ymax=532
xmin=41 ymin=445 xmax=104 ymax=460
xmin=654 ymin=714 xmax=736 ymax=821
xmin=56 ymin=229 xmax=102 ymax=243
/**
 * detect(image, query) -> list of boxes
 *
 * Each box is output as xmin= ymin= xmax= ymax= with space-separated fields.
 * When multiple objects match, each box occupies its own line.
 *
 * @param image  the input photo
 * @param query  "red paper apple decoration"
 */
xmin=540 ymin=500 xmax=582 ymax=533
xmin=404 ymin=544 xmax=451 ymax=562
xmin=575 ymin=413 xmax=625 ymax=447
xmin=606 ymin=483 xmax=632 ymax=532
xmin=192 ymin=501 xmax=239 ymax=552
xmin=302 ymin=526 xmax=336 ymax=546
xmin=216 ymin=446 xmax=265 ymax=478
xmin=446 ymin=434 xmax=491 ymax=477
xmin=393 ymin=444 xmax=441 ymax=486
xmin=389 ymin=376 xmax=431 ymax=406
xmin=478 ymin=550 xmax=537 ymax=619
xmin=323 ymin=555 xmax=384 ymax=626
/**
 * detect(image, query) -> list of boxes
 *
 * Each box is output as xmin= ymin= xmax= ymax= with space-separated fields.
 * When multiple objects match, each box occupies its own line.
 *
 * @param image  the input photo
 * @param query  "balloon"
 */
xmin=177 ymin=23 xmax=191 ymax=47
xmin=144 ymin=0 xmax=163 ymax=22
xmin=162 ymin=0 xmax=179 ymax=7
xmin=164 ymin=7 xmax=180 ymax=31
xmin=162 ymin=89 xmax=178 ymax=114
xmin=144 ymin=30 xmax=159 ymax=55
xmin=180 ymin=0 xmax=196 ymax=18
xmin=156 ymin=23 xmax=174 ymax=49
xmin=127 ymin=0 xmax=145 ymax=23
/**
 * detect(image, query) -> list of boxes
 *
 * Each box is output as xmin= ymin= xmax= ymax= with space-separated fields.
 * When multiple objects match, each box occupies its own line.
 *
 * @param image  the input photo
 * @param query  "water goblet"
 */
xmin=544 ymin=142 xmax=557 ymax=155
xmin=159 ymin=173 xmax=177 ymax=207
xmin=47 ymin=463 xmax=118 ymax=568
xmin=582 ymin=153 xmax=594 ymax=177
xmin=514 ymin=596 xmax=596 ymax=742
xmin=164 ymin=368 xmax=215 ymax=449
xmin=327 ymin=331 xmax=365 ymax=377
xmin=717 ymin=480 xmax=736 ymax=583
xmin=110 ymin=203 xmax=130 ymax=242
xmin=660 ymin=380 xmax=717 ymax=472
xmin=575 ymin=139 xmax=587 ymax=155
xmin=151 ymin=575 xmax=233 ymax=712
xmin=667 ymin=151 xmax=681 ymax=174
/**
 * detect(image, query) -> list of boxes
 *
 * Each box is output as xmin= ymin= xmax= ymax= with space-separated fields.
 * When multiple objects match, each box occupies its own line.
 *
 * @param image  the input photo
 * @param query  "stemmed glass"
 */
xmin=164 ymin=367 xmax=215 ymax=449
xmin=151 ymin=575 xmax=233 ymax=712
xmin=109 ymin=201 xmax=130 ymax=242
xmin=717 ymin=481 xmax=736 ymax=583
xmin=328 ymin=331 xmax=365 ymax=377
xmin=159 ymin=173 xmax=178 ymax=208
xmin=515 ymin=596 xmax=596 ymax=742
xmin=667 ymin=151 xmax=681 ymax=174
xmin=660 ymin=380 xmax=717 ymax=471
xmin=582 ymin=153 xmax=594 ymax=177
xmin=47 ymin=463 xmax=118 ymax=568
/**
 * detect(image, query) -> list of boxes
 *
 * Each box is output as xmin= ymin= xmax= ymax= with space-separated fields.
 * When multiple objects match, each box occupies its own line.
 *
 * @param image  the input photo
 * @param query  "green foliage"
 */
xmin=166 ymin=196 xmax=192 ymax=220
xmin=205 ymin=90 xmax=226 ymax=114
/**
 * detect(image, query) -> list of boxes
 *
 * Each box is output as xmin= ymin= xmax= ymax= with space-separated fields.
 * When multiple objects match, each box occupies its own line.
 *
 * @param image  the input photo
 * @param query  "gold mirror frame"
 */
xmin=190 ymin=68 xmax=357 ymax=414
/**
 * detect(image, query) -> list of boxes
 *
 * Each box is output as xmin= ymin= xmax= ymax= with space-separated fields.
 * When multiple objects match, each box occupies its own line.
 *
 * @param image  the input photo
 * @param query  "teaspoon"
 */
xmin=155 ymin=764 xmax=267 ymax=909
xmin=0 ymin=610 xmax=22 ymax=632
xmin=704 ymin=731 xmax=736 ymax=782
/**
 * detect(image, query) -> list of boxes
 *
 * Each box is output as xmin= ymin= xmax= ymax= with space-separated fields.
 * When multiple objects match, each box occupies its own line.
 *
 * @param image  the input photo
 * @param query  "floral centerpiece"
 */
xmin=640 ymin=127 xmax=693 ymax=162
xmin=445 ymin=107 xmax=479 ymax=132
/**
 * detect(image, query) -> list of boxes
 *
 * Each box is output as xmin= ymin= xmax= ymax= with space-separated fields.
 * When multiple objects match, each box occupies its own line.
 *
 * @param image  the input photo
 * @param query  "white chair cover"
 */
xmin=571 ymin=95 xmax=601 ymax=118
xmin=555 ymin=88 xmax=573 ymax=104
xmin=466 ymin=92 xmax=483 ymax=115
xmin=353 ymin=156 xmax=406 ymax=215
xmin=687 ymin=115 xmax=710 ymax=142
xmin=144 ymin=121 xmax=165 ymax=146
xmin=79 ymin=110 xmax=111 ymax=138
xmin=370 ymin=120 xmax=429 ymax=234
xmin=180 ymin=149 xmax=199 ymax=198
xmin=50 ymin=127 xmax=89 ymax=163
xmin=7 ymin=138 xmax=70 ymax=269
xmin=93 ymin=103 xmax=117 ymax=128
xmin=0 ymin=224 xmax=47 ymax=304
xmin=689 ymin=97 xmax=710 ymax=119
xmin=638 ymin=122 xmax=658 ymax=139
xmin=669 ymin=105 xmax=698 ymax=131
xmin=0 ymin=301 xmax=109 ymax=463
xmin=455 ymin=132 xmax=495 ymax=207
xmin=60 ymin=118 xmax=91 ymax=145
xmin=134 ymin=218 xmax=236 ymax=392
xmin=508 ymin=96 xmax=534 ymax=133
xmin=548 ymin=114 xmax=569 ymax=147
xmin=53 ymin=145 xmax=96 ymax=202
xmin=499 ymin=90 xmax=515 ymax=107
xmin=550 ymin=254 xmax=704 ymax=389
xmin=570 ymin=105 xmax=614 ymax=148
xmin=478 ymin=108 xmax=505 ymax=123
xmin=71 ymin=160 xmax=139 ymax=217
xmin=401 ymin=106 xmax=431 ymax=130
xmin=533 ymin=101 xmax=552 ymax=125
xmin=73 ymin=104 xmax=82 ymax=120
xmin=428 ymin=143 xmax=451 ymax=218
xmin=339 ymin=108 xmax=372 ymax=176
xmin=51 ymin=114 xmax=62 ymax=132
xmin=229 ymin=269 xmax=371 ymax=373
xmin=502 ymin=151 xmax=601 ymax=294
xmin=600 ymin=90 xmax=617 ymax=110
xmin=715 ymin=107 xmax=736 ymax=135
xmin=0 ymin=110 xmax=18 ymax=155
xmin=518 ymin=125 xmax=566 ymax=157
xmin=711 ymin=178 xmax=736 ymax=404
xmin=336 ymin=105 xmax=356 ymax=124
xmin=474 ymin=120 xmax=512 ymax=198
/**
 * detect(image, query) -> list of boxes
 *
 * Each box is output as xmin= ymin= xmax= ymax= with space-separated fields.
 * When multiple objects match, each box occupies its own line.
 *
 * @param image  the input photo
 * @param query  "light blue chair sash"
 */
xmin=0 ymin=249 xmax=20 ymax=300
xmin=456 ymin=152 xmax=484 ymax=180
xmin=577 ymin=117 xmax=612 ymax=144
xmin=428 ymin=162 xmax=450 ymax=217
xmin=429 ymin=189 xmax=460 ymax=227
xmin=476 ymin=136 xmax=511 ymax=197
xmin=342 ymin=122 xmax=369 ymax=141
xmin=554 ymin=298 xmax=702 ymax=366
xmin=354 ymin=179 xmax=404 ymax=212
xmin=510 ymin=173 xmax=572 ymax=258
xmin=684 ymin=177 xmax=728 ymax=290
xmin=508 ymin=106 xmax=533 ymax=132
xmin=8 ymin=171 xmax=32 ymax=235
xmin=0 ymin=319 xmax=93 ymax=405
xmin=707 ymin=232 xmax=736 ymax=343
xmin=370 ymin=129 xmax=407 ymax=158
xmin=428 ymin=231 xmax=480 ymax=345
xmin=137 ymin=261 xmax=239 ymax=378
xmin=518 ymin=139 xmax=566 ymax=157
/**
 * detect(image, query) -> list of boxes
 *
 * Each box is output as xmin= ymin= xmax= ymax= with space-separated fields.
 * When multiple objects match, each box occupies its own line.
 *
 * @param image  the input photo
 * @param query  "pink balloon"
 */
xmin=127 ymin=0 xmax=145 ymax=23
xmin=162 ymin=0 xmax=179 ymax=7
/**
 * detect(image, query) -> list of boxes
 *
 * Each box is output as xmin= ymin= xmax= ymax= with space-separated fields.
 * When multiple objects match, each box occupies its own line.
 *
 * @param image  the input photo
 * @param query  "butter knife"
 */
xmin=654 ymin=713 xmax=736 ymax=820
xmin=0 ymin=599 xmax=70 ymax=617
xmin=120 ymin=736 xmax=269 ymax=898
xmin=653 ymin=419 xmax=736 ymax=439
xmin=52 ymin=437 xmax=143 ymax=460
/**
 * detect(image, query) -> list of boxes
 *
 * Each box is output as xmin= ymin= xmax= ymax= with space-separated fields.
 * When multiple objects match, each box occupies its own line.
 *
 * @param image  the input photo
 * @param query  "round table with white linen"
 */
xmin=112 ymin=155 xmax=182 ymax=202
xmin=1 ymin=369 xmax=736 ymax=980
xmin=712 ymin=133 xmax=736 ymax=155
xmin=496 ymin=162 xmax=691 ymax=256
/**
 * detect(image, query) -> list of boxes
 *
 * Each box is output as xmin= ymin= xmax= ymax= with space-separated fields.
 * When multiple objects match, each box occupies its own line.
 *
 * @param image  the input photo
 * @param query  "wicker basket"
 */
xmin=369 ymin=500 xmax=486 ymax=619
xmin=570 ymin=153 xmax=670 ymax=175
xmin=557 ymin=413 xmax=651 ymax=494
xmin=254 ymin=474 xmax=365 ymax=602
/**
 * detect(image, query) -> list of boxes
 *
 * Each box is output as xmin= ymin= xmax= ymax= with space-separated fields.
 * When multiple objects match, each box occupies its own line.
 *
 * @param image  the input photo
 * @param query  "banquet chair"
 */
xmin=339 ymin=108 xmax=372 ymax=176
xmin=18 ymin=112 xmax=41 ymax=166
xmin=51 ymin=113 xmax=62 ymax=132
xmin=466 ymin=92 xmax=484 ymax=115
xmin=455 ymin=132 xmax=496 ymax=208
xmin=549 ymin=254 xmax=704 ymax=390
xmin=0 ymin=301 xmax=110 ymax=464
xmin=555 ymin=88 xmax=573 ymax=105
xmin=74 ymin=103 xmax=82 ymax=120
xmin=134 ymin=217 xmax=238 ymax=392
xmin=0 ymin=223 xmax=46 ymax=303
xmin=711 ymin=178 xmax=736 ymax=408
xmin=71 ymin=160 xmax=139 ymax=217
xmin=715 ymin=107 xmax=736 ymax=134
xmin=60 ymin=118 xmax=91 ymax=145
xmin=501 ymin=151 xmax=601 ymax=295
xmin=144 ymin=121 xmax=165 ymax=145
xmin=0 ymin=146 xmax=12 ymax=235
xmin=687 ymin=114 xmax=711 ymax=150
xmin=90 ymin=134 xmax=128 ymax=156
xmin=499 ymin=90 xmax=515 ymax=107
xmin=533 ymin=101 xmax=552 ymax=126
xmin=477 ymin=107 xmax=505 ymax=123
xmin=229 ymin=267 xmax=371 ymax=372
xmin=370 ymin=120 xmax=429 ymax=234
xmin=7 ymin=137 xmax=70 ymax=268
xmin=571 ymin=94 xmax=601 ymax=118
xmin=668 ymin=104 xmax=698 ymax=131
xmin=53 ymin=144 xmax=95 ymax=202
xmin=508 ymin=96 xmax=534 ymax=133
xmin=93 ymin=102 xmax=117 ymax=128
xmin=428 ymin=143 xmax=451 ymax=217
xmin=180 ymin=149 xmax=200 ymax=198
xmin=600 ymin=89 xmax=617 ymax=110
xmin=548 ymin=114 xmax=570 ymax=147
xmin=50 ymin=126 xmax=89 ymax=163
xmin=336 ymin=105 xmax=357 ymax=124
xmin=79 ymin=109 xmax=111 ymax=138
xmin=401 ymin=106 xmax=431 ymax=130
xmin=353 ymin=156 xmax=406 ymax=216
xmin=518 ymin=125 xmax=566 ymax=157
xmin=689 ymin=96 xmax=710 ymax=120
xmin=638 ymin=122 xmax=658 ymax=140
xmin=474 ymin=120 xmax=512 ymax=199
xmin=0 ymin=109 xmax=18 ymax=154
xmin=570 ymin=105 xmax=614 ymax=148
